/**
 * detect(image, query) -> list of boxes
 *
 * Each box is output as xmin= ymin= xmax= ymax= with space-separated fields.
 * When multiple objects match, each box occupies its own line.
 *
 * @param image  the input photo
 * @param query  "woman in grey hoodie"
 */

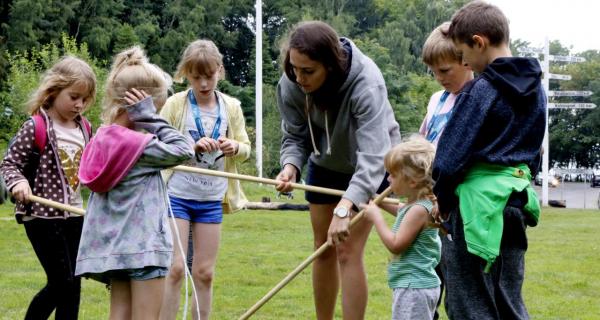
xmin=275 ymin=21 xmax=401 ymax=319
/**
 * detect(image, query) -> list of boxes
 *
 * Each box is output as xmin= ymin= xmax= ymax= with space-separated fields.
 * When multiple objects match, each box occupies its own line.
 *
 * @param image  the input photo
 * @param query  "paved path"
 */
xmin=533 ymin=182 xmax=600 ymax=209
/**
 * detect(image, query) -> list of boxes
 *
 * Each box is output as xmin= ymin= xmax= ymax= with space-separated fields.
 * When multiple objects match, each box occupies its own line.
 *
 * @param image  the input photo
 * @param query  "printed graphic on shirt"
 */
xmin=53 ymin=122 xmax=85 ymax=208
xmin=59 ymin=147 xmax=82 ymax=192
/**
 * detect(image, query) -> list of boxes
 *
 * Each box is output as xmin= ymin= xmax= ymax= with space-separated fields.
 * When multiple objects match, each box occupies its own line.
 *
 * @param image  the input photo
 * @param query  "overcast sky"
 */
xmin=488 ymin=0 xmax=600 ymax=53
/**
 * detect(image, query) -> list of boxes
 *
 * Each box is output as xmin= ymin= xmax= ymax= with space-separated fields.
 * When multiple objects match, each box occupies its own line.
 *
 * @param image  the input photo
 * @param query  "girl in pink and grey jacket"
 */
xmin=76 ymin=46 xmax=193 ymax=319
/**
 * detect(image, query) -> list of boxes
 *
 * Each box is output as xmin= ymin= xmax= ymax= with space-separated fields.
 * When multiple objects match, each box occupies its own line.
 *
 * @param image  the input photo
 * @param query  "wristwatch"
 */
xmin=333 ymin=206 xmax=350 ymax=218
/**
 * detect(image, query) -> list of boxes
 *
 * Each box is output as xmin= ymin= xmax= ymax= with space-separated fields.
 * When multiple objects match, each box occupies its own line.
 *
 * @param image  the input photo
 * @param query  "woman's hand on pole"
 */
xmin=327 ymin=198 xmax=353 ymax=246
xmin=327 ymin=215 xmax=350 ymax=246
xmin=275 ymin=164 xmax=297 ymax=192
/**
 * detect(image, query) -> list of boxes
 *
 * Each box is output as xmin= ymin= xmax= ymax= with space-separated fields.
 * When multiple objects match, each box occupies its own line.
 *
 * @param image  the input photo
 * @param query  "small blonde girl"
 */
xmin=361 ymin=136 xmax=441 ymax=320
xmin=0 ymin=56 xmax=96 ymax=319
xmin=159 ymin=39 xmax=251 ymax=320
xmin=76 ymin=46 xmax=194 ymax=319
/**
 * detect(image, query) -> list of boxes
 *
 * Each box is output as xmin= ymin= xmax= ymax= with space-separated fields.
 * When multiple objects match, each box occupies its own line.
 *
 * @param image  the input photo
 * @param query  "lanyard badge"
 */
xmin=188 ymin=90 xmax=224 ymax=169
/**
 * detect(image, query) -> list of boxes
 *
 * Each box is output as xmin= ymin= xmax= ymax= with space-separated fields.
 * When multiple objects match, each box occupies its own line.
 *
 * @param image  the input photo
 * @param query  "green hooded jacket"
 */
xmin=456 ymin=162 xmax=540 ymax=272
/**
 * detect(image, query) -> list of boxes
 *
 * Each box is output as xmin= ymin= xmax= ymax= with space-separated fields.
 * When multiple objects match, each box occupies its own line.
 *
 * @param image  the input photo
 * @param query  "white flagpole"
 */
xmin=255 ymin=0 xmax=263 ymax=178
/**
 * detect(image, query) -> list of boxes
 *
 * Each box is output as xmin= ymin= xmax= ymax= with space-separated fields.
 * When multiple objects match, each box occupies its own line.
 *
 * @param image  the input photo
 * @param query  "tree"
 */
xmin=113 ymin=24 xmax=140 ymax=52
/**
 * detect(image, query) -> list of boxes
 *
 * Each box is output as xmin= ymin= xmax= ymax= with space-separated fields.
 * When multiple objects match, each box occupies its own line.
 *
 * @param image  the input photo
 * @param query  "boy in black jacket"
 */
xmin=433 ymin=1 xmax=546 ymax=319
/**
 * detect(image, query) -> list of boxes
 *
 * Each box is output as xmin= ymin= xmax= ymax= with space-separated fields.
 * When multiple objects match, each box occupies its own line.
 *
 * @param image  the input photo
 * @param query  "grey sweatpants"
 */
xmin=392 ymin=287 xmax=440 ymax=320
xmin=441 ymin=205 xmax=530 ymax=320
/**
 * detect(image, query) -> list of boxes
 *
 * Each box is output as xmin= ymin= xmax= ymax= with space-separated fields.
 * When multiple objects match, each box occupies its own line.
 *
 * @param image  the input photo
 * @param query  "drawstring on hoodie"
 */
xmin=305 ymin=95 xmax=332 ymax=156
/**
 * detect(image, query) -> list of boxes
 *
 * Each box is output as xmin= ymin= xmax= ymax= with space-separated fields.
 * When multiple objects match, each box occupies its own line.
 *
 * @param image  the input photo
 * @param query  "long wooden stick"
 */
xmin=172 ymin=165 xmax=399 ymax=205
xmin=24 ymin=167 xmax=396 ymax=215
xmin=28 ymin=195 xmax=85 ymax=215
xmin=238 ymin=186 xmax=394 ymax=319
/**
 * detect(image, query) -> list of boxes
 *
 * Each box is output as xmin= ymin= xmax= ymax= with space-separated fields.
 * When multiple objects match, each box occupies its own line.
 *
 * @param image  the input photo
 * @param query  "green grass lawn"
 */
xmin=0 ymin=182 xmax=599 ymax=319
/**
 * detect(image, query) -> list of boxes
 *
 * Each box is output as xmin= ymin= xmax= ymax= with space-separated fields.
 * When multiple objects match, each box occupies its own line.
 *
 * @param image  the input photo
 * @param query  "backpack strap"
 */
xmin=31 ymin=114 xmax=93 ymax=151
xmin=31 ymin=114 xmax=47 ymax=152
xmin=80 ymin=116 xmax=93 ymax=142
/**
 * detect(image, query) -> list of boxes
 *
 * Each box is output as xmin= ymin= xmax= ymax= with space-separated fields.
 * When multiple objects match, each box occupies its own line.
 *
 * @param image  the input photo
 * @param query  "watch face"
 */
xmin=334 ymin=207 xmax=349 ymax=218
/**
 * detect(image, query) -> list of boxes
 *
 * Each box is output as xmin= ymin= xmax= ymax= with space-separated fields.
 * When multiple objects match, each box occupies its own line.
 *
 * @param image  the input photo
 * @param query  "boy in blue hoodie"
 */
xmin=432 ymin=1 xmax=545 ymax=319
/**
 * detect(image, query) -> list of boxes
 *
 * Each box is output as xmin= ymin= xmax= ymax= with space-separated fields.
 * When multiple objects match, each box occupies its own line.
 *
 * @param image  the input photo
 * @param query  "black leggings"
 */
xmin=24 ymin=217 xmax=83 ymax=320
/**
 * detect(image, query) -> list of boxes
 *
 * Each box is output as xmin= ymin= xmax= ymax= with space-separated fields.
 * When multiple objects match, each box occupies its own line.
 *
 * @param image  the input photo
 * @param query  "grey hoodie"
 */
xmin=277 ymin=38 xmax=401 ymax=206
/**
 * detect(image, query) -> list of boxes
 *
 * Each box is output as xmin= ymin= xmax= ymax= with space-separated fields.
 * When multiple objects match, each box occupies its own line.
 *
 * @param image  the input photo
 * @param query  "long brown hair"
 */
xmin=26 ymin=56 xmax=96 ymax=115
xmin=282 ymin=21 xmax=348 ymax=108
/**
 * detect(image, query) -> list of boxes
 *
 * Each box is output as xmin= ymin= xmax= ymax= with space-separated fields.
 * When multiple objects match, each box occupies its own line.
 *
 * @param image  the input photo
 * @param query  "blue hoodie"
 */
xmin=432 ymin=57 xmax=546 ymax=215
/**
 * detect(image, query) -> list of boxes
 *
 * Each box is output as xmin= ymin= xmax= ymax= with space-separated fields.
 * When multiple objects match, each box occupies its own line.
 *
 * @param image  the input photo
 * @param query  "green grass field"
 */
xmin=1 ymin=182 xmax=599 ymax=319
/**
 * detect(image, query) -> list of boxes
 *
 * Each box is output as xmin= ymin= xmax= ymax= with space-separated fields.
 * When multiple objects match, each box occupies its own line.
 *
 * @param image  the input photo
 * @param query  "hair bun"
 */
xmin=114 ymin=46 xmax=147 ymax=68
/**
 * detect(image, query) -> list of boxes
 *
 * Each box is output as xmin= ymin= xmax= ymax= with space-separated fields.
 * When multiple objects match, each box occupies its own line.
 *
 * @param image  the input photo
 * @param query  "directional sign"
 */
xmin=547 ymin=73 xmax=572 ymax=80
xmin=547 ymin=90 xmax=593 ymax=97
xmin=548 ymin=55 xmax=586 ymax=63
xmin=518 ymin=47 xmax=542 ymax=55
xmin=547 ymin=103 xmax=597 ymax=109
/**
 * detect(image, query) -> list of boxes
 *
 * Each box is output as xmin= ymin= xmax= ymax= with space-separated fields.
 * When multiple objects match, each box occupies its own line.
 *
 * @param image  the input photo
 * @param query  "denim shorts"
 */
xmin=169 ymin=196 xmax=223 ymax=224
xmin=102 ymin=266 xmax=168 ymax=282
xmin=305 ymin=160 xmax=389 ymax=205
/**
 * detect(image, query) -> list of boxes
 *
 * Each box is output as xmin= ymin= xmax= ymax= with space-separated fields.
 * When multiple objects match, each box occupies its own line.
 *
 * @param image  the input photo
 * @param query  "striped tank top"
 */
xmin=388 ymin=199 xmax=441 ymax=289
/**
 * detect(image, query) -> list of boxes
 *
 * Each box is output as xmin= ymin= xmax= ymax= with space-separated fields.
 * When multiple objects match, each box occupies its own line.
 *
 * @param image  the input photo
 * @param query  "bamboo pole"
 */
xmin=28 ymin=195 xmax=85 ymax=215
xmin=172 ymin=165 xmax=399 ymax=205
xmin=238 ymin=187 xmax=394 ymax=319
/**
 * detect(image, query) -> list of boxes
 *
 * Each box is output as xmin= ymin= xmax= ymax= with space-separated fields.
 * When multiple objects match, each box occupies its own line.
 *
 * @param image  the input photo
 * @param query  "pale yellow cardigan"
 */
xmin=160 ymin=89 xmax=251 ymax=213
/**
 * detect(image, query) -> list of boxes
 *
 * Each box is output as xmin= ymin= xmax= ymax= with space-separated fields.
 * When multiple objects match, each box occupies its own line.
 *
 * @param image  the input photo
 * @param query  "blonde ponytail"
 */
xmin=102 ymin=46 xmax=172 ymax=124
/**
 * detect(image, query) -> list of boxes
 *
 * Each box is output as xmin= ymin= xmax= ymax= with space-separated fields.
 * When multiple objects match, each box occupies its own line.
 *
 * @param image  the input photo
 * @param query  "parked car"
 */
xmin=534 ymin=174 xmax=560 ymax=187
xmin=591 ymin=175 xmax=600 ymax=188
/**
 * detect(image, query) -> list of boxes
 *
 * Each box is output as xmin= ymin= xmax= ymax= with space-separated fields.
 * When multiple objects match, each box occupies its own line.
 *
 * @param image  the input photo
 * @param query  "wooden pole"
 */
xmin=28 ymin=195 xmax=85 ymax=215
xmin=172 ymin=165 xmax=399 ymax=205
xmin=24 ymin=167 xmax=396 ymax=215
xmin=238 ymin=187 xmax=394 ymax=319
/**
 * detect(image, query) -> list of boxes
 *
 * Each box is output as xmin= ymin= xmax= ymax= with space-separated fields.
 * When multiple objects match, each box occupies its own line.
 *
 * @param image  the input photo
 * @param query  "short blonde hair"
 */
xmin=174 ymin=39 xmax=225 ymax=82
xmin=422 ymin=22 xmax=462 ymax=66
xmin=384 ymin=135 xmax=436 ymax=202
xmin=27 ymin=56 xmax=96 ymax=115
xmin=102 ymin=46 xmax=172 ymax=124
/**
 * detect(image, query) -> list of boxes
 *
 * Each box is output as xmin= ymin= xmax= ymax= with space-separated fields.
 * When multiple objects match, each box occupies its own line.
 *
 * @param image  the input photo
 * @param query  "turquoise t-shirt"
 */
xmin=388 ymin=199 xmax=441 ymax=289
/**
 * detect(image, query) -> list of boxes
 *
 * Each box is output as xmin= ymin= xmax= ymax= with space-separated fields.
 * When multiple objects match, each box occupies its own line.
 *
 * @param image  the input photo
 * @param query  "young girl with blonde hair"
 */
xmin=0 ymin=56 xmax=96 ymax=319
xmin=159 ymin=39 xmax=251 ymax=320
xmin=361 ymin=136 xmax=442 ymax=320
xmin=75 ymin=46 xmax=194 ymax=319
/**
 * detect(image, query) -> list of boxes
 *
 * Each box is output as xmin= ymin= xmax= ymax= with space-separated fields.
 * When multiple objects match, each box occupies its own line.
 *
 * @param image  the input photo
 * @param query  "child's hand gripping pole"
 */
xmin=27 ymin=195 xmax=85 ymax=216
xmin=238 ymin=186 xmax=394 ymax=320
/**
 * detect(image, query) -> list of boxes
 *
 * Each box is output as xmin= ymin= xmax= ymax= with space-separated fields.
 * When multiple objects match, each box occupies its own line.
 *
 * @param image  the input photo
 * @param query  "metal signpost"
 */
xmin=520 ymin=39 xmax=596 ymax=206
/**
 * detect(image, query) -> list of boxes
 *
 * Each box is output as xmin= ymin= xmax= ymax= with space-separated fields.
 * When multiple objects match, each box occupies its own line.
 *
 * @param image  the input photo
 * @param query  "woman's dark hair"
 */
xmin=282 ymin=21 xmax=348 ymax=108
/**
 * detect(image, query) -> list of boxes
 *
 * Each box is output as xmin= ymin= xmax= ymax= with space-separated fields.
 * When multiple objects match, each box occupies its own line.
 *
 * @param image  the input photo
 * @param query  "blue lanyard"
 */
xmin=188 ymin=90 xmax=221 ymax=140
xmin=426 ymin=91 xmax=451 ymax=141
